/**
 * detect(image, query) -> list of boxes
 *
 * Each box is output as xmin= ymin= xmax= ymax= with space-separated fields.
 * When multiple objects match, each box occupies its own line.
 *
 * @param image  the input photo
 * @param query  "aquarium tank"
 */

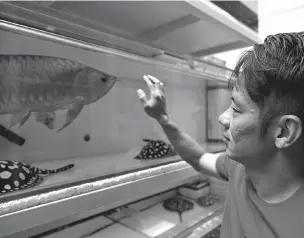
xmin=0 ymin=1 xmax=234 ymax=198
xmin=0 ymin=1 xmax=261 ymax=237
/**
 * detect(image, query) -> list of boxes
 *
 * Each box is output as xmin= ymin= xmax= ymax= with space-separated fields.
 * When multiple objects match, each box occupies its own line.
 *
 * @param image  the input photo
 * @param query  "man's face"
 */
xmin=218 ymin=75 xmax=275 ymax=169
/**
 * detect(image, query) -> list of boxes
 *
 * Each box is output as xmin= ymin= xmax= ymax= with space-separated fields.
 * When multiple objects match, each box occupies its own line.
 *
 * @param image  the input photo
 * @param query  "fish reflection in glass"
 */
xmin=0 ymin=55 xmax=117 ymax=132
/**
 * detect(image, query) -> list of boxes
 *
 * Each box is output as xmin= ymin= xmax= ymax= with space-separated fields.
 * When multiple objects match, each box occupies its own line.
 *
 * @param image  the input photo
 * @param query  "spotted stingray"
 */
xmin=197 ymin=194 xmax=221 ymax=208
xmin=134 ymin=139 xmax=177 ymax=160
xmin=0 ymin=160 xmax=74 ymax=194
xmin=163 ymin=196 xmax=194 ymax=222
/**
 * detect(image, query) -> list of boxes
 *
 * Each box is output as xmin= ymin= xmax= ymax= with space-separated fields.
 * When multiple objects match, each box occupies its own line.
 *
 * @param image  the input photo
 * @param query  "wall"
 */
xmin=258 ymin=0 xmax=304 ymax=39
xmin=212 ymin=0 xmax=304 ymax=69
xmin=0 ymin=29 xmax=209 ymax=163
xmin=207 ymin=87 xmax=231 ymax=141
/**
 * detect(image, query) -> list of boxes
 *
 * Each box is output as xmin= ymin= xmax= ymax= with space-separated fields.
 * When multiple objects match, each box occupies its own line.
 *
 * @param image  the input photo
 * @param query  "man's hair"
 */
xmin=229 ymin=32 xmax=304 ymax=137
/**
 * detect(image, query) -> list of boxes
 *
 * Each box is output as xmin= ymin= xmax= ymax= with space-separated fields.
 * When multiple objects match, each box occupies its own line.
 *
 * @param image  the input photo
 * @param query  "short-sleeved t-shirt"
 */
xmin=215 ymin=153 xmax=304 ymax=238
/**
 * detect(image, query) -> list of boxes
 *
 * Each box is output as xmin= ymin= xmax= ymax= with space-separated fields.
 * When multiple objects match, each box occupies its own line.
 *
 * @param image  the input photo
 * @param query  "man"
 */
xmin=137 ymin=32 xmax=304 ymax=238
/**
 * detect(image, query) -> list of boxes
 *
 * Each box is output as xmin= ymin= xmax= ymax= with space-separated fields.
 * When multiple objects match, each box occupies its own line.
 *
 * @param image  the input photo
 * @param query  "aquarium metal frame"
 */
xmin=0 ymin=160 xmax=204 ymax=238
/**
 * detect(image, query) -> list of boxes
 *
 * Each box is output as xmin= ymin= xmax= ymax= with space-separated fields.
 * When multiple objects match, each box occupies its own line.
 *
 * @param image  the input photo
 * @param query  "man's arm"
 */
xmin=137 ymin=74 xmax=227 ymax=181
xmin=158 ymin=115 xmax=226 ymax=181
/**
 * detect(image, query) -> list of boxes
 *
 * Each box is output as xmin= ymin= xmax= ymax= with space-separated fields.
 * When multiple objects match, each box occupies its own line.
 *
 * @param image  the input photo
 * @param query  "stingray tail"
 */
xmin=33 ymin=164 xmax=75 ymax=175
xmin=134 ymin=153 xmax=143 ymax=159
xmin=167 ymin=146 xmax=177 ymax=156
xmin=178 ymin=211 xmax=183 ymax=223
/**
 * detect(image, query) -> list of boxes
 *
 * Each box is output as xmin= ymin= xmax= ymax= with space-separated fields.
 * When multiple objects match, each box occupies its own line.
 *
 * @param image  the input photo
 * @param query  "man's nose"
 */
xmin=218 ymin=108 xmax=230 ymax=129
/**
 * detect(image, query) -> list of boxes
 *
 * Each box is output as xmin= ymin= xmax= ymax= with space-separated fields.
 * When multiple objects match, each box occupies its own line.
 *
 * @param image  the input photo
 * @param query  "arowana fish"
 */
xmin=0 ymin=160 xmax=74 ymax=194
xmin=134 ymin=139 xmax=177 ymax=160
xmin=0 ymin=55 xmax=117 ymax=132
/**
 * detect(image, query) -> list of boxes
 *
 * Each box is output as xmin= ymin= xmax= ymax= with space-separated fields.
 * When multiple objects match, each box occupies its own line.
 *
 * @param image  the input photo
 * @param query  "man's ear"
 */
xmin=274 ymin=115 xmax=302 ymax=148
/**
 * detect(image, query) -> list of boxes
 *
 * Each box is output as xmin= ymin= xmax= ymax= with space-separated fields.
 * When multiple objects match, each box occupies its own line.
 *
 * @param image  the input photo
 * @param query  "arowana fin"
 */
xmin=35 ymin=111 xmax=56 ymax=130
xmin=9 ymin=110 xmax=31 ymax=128
xmin=57 ymin=103 xmax=84 ymax=132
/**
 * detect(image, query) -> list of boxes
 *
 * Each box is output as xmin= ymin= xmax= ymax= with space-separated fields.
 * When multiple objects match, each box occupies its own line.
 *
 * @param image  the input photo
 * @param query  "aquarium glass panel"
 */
xmin=0 ymin=2 xmax=231 ymax=201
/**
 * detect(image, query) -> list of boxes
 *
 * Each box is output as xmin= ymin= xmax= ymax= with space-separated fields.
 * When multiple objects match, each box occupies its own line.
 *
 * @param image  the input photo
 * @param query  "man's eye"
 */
xmin=230 ymin=104 xmax=240 ymax=113
xmin=232 ymin=107 xmax=239 ymax=112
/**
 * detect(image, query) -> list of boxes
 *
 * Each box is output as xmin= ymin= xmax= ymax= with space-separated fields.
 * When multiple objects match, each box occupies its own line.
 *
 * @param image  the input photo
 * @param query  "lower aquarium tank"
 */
xmin=0 ymin=1 xmax=261 ymax=237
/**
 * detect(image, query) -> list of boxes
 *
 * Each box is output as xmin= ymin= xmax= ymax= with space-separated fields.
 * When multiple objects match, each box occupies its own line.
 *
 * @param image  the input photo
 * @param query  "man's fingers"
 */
xmin=137 ymin=89 xmax=148 ymax=105
xmin=147 ymin=75 xmax=164 ymax=86
xmin=143 ymin=75 xmax=155 ymax=92
xmin=147 ymin=75 xmax=164 ymax=95
xmin=140 ymin=75 xmax=165 ymax=102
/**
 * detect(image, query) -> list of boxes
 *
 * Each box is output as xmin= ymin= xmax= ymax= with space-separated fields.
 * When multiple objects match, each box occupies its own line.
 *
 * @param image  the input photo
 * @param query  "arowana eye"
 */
xmin=101 ymin=77 xmax=107 ymax=83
